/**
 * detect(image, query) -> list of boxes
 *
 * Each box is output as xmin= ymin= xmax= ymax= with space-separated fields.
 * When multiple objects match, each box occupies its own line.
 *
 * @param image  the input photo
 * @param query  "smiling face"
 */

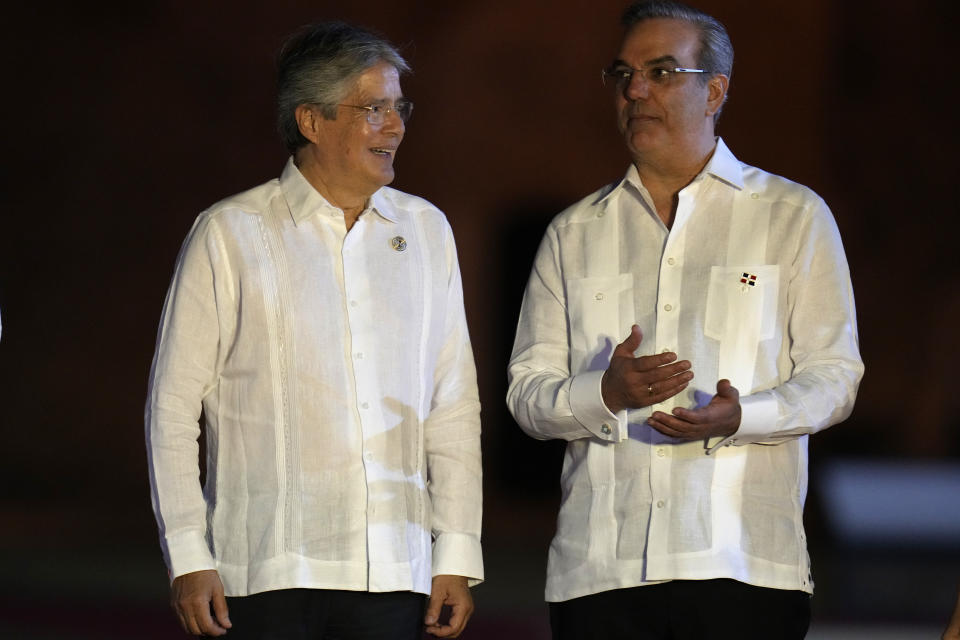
xmin=296 ymin=61 xmax=406 ymax=208
xmin=614 ymin=18 xmax=726 ymax=168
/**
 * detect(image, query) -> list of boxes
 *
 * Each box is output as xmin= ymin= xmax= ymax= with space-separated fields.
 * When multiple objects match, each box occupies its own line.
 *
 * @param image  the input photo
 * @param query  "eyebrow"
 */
xmin=610 ymin=55 xmax=681 ymax=68
xmin=358 ymin=96 xmax=408 ymax=106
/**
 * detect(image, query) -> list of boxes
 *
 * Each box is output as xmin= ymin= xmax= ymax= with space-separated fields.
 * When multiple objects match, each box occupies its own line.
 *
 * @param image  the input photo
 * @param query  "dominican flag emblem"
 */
xmin=740 ymin=272 xmax=757 ymax=288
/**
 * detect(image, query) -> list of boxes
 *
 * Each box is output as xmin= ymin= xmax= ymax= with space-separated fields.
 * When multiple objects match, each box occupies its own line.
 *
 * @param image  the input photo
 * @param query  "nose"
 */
xmin=624 ymin=71 xmax=651 ymax=100
xmin=381 ymin=108 xmax=405 ymax=136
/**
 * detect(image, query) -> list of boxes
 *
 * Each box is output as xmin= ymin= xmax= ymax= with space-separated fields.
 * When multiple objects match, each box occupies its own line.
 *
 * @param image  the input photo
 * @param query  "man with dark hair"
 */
xmin=147 ymin=21 xmax=482 ymax=639
xmin=507 ymin=2 xmax=863 ymax=638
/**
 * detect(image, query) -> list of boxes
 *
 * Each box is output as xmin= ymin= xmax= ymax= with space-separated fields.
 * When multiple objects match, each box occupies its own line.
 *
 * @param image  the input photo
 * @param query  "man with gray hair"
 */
xmin=147 ymin=21 xmax=482 ymax=639
xmin=507 ymin=1 xmax=863 ymax=638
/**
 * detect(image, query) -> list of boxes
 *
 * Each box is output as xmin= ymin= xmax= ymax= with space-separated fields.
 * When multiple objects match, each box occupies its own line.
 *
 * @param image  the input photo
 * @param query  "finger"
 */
xmin=444 ymin=594 xmax=473 ymax=637
xmin=612 ymin=325 xmax=643 ymax=358
xmin=183 ymin=609 xmax=203 ymax=636
xmin=670 ymin=408 xmax=703 ymax=423
xmin=174 ymin=597 xmax=206 ymax=636
xmin=212 ymin=590 xmax=232 ymax=631
xmin=648 ymin=412 xmax=705 ymax=439
xmin=646 ymin=414 xmax=690 ymax=438
xmin=716 ymin=378 xmax=740 ymax=400
xmin=174 ymin=609 xmax=191 ymax=636
xmin=424 ymin=592 xmax=445 ymax=627
xmin=648 ymin=360 xmax=692 ymax=380
xmin=191 ymin=599 xmax=227 ymax=637
xmin=426 ymin=616 xmax=466 ymax=639
xmin=644 ymin=366 xmax=694 ymax=390
xmin=641 ymin=373 xmax=693 ymax=403
xmin=426 ymin=622 xmax=455 ymax=638
xmin=631 ymin=352 xmax=681 ymax=372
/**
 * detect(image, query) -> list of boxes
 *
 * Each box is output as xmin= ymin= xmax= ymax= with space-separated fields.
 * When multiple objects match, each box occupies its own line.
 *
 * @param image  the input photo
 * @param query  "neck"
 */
xmin=294 ymin=150 xmax=369 ymax=230
xmin=634 ymin=136 xmax=717 ymax=228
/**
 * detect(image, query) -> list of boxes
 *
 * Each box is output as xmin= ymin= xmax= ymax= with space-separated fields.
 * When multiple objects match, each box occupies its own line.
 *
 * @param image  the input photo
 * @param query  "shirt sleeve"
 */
xmin=424 ymin=223 xmax=484 ymax=585
xmin=712 ymin=198 xmax=864 ymax=451
xmin=506 ymin=223 xmax=625 ymax=443
xmin=145 ymin=214 xmax=225 ymax=580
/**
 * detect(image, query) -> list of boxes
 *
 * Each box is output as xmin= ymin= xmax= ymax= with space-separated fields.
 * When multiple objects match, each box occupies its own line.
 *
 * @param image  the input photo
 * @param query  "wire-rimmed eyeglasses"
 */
xmin=328 ymin=99 xmax=414 ymax=125
xmin=601 ymin=64 xmax=706 ymax=88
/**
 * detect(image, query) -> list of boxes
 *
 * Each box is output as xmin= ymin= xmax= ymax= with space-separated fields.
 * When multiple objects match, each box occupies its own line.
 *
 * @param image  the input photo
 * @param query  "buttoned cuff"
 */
xmin=569 ymin=370 xmax=626 ymax=442
xmin=432 ymin=532 xmax=484 ymax=587
xmin=706 ymin=392 xmax=780 ymax=454
xmin=165 ymin=528 xmax=217 ymax=582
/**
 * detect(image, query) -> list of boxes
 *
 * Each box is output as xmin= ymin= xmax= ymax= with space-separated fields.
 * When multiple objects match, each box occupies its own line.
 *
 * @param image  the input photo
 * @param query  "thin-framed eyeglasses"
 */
xmin=326 ymin=99 xmax=414 ymax=125
xmin=601 ymin=65 xmax=706 ymax=89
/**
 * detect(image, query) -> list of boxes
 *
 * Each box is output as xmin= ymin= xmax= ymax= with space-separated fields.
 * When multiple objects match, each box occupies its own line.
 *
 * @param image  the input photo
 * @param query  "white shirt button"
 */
xmin=663 ymin=303 xmax=673 ymax=312
xmin=661 ymin=348 xmax=671 ymax=353
xmin=657 ymin=448 xmax=665 ymax=457
xmin=595 ymin=293 xmax=605 ymax=301
xmin=667 ymin=257 xmax=676 ymax=266
xmin=751 ymin=192 xmax=760 ymax=199
xmin=364 ymin=451 xmax=373 ymax=461
xmin=355 ymin=352 xmax=363 ymax=359
xmin=598 ymin=210 xmax=606 ymax=218
xmin=656 ymin=500 xmax=665 ymax=508
xmin=600 ymin=424 xmax=611 ymax=435
xmin=350 ymin=300 xmax=358 ymax=307
xmin=361 ymin=402 xmax=369 ymax=409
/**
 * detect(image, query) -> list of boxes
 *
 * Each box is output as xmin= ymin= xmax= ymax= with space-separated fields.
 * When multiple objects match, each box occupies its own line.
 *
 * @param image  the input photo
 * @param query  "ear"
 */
xmin=295 ymin=104 xmax=322 ymax=145
xmin=705 ymin=74 xmax=729 ymax=117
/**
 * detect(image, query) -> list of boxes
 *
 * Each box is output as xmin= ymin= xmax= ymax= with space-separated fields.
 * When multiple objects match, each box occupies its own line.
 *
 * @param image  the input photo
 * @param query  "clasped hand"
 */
xmin=601 ymin=325 xmax=741 ymax=440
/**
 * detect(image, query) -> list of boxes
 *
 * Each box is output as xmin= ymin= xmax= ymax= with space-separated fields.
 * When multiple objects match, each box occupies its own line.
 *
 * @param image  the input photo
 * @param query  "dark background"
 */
xmin=1 ymin=1 xmax=958 ymax=638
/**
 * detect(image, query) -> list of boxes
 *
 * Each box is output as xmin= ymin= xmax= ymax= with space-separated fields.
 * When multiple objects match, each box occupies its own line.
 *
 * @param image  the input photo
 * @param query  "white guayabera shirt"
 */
xmin=147 ymin=159 xmax=483 ymax=597
xmin=508 ymin=139 xmax=863 ymax=602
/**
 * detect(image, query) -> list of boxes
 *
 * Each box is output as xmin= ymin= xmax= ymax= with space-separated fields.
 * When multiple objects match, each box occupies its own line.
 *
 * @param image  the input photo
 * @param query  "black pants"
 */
xmin=224 ymin=589 xmax=426 ymax=640
xmin=549 ymin=579 xmax=810 ymax=640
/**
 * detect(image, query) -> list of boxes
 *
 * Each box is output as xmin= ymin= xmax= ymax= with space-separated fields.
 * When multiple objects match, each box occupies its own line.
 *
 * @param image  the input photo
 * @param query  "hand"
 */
xmin=601 ymin=325 xmax=693 ymax=413
xmin=424 ymin=574 xmax=473 ymax=638
xmin=647 ymin=379 xmax=741 ymax=441
xmin=943 ymin=584 xmax=960 ymax=640
xmin=170 ymin=569 xmax=232 ymax=637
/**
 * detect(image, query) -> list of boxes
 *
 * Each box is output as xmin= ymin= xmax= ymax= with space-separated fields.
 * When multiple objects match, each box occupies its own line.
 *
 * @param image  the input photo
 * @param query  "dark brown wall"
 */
xmin=1 ymin=0 xmax=957 ymax=628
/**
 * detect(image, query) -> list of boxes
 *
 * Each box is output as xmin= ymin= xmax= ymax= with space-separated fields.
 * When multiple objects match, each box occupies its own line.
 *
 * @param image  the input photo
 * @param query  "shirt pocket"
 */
xmin=704 ymin=265 xmax=779 ymax=343
xmin=565 ymin=274 xmax=634 ymax=373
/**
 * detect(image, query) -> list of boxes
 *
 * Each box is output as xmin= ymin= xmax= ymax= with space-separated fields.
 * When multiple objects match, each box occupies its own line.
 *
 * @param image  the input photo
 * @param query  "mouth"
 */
xmin=370 ymin=147 xmax=396 ymax=157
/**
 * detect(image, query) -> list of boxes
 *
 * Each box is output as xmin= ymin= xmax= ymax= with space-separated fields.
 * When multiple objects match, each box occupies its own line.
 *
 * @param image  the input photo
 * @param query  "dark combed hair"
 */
xmin=276 ymin=21 xmax=410 ymax=153
xmin=621 ymin=1 xmax=734 ymax=121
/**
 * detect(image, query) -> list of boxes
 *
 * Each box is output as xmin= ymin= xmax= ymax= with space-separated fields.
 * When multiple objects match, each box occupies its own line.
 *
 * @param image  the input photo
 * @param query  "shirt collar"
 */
xmin=701 ymin=137 xmax=744 ymax=190
xmin=279 ymin=157 xmax=399 ymax=226
xmin=597 ymin=136 xmax=744 ymax=206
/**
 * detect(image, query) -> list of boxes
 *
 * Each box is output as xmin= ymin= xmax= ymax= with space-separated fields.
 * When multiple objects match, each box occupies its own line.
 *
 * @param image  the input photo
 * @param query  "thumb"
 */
xmin=716 ymin=379 xmax=740 ymax=401
xmin=613 ymin=324 xmax=643 ymax=357
xmin=424 ymin=590 xmax=444 ymax=626
xmin=212 ymin=589 xmax=232 ymax=630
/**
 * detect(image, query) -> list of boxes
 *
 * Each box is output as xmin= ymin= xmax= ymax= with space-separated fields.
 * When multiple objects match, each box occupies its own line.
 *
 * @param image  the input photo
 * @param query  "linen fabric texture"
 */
xmin=147 ymin=159 xmax=483 ymax=597
xmin=507 ymin=139 xmax=863 ymax=602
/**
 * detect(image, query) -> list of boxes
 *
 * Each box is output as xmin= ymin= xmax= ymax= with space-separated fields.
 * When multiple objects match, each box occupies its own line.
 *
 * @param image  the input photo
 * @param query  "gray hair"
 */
xmin=621 ymin=1 xmax=733 ymax=120
xmin=276 ymin=21 xmax=410 ymax=153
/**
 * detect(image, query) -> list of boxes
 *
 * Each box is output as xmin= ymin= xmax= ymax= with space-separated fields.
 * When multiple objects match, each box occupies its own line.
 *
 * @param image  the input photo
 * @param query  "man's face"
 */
xmin=312 ymin=61 xmax=405 ymax=201
xmin=613 ymin=18 xmax=717 ymax=163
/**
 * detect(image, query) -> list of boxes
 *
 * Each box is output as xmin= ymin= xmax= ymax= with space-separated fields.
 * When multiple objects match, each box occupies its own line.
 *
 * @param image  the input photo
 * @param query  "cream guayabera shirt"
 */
xmin=147 ymin=160 xmax=483 ymax=597
xmin=508 ymin=139 xmax=863 ymax=602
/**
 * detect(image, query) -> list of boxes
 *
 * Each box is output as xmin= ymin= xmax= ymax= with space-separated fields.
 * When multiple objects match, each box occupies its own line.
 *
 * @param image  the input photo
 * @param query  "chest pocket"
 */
xmin=703 ymin=265 xmax=779 ymax=391
xmin=565 ymin=274 xmax=634 ymax=374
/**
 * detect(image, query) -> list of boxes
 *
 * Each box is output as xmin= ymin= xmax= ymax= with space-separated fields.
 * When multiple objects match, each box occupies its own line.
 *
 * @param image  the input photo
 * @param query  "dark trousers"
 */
xmin=225 ymin=589 xmax=426 ymax=640
xmin=549 ymin=579 xmax=810 ymax=640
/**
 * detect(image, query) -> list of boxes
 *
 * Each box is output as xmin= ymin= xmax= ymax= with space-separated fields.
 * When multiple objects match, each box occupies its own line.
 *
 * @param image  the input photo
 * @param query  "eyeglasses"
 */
xmin=332 ymin=99 xmax=414 ymax=125
xmin=601 ymin=65 xmax=706 ymax=89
